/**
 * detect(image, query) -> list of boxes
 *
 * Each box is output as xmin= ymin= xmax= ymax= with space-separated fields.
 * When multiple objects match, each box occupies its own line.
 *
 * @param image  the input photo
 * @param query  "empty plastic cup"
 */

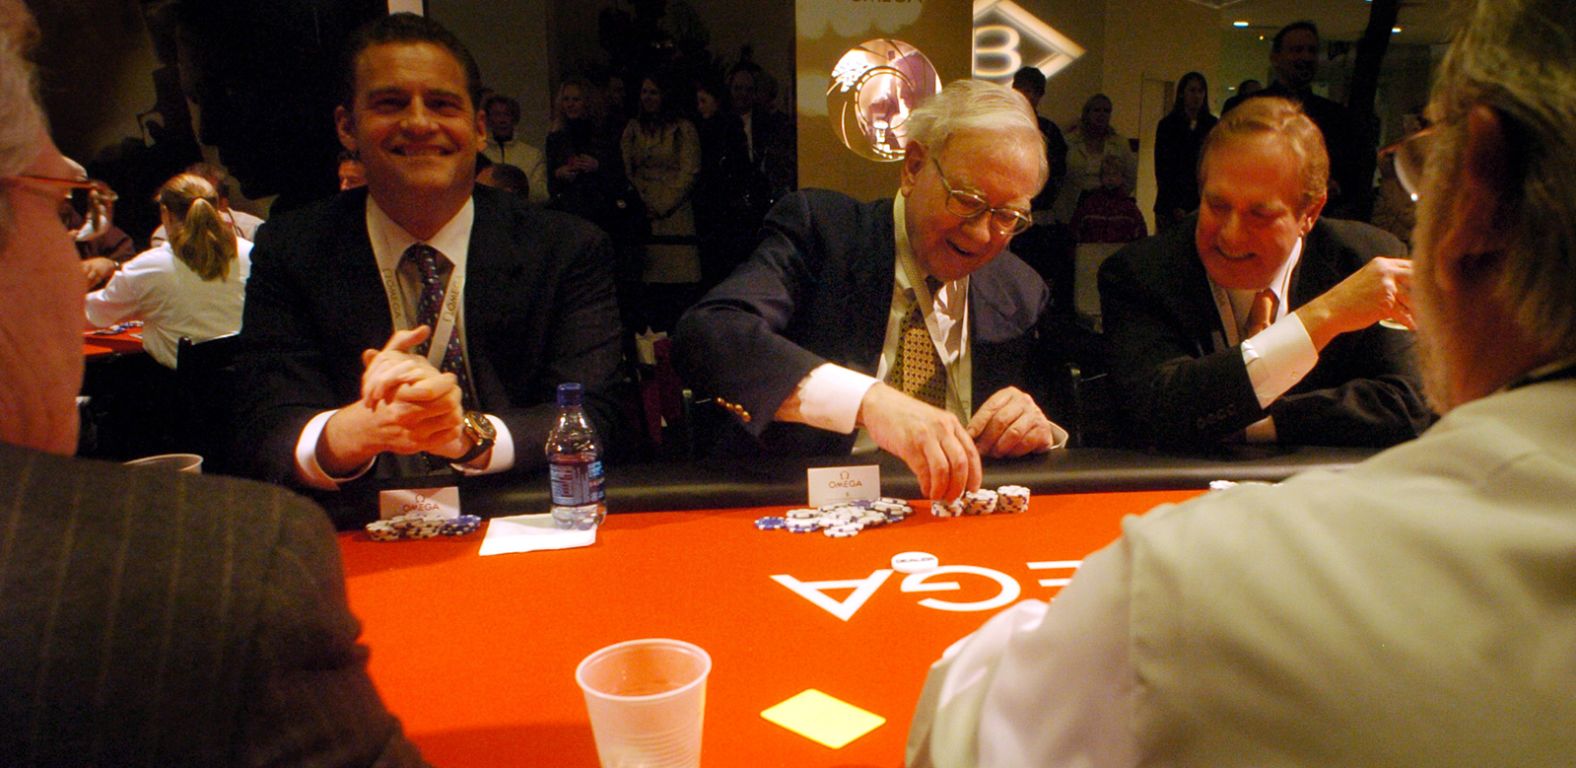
xmin=123 ymin=453 xmax=203 ymax=474
xmin=575 ymin=638 xmax=711 ymax=768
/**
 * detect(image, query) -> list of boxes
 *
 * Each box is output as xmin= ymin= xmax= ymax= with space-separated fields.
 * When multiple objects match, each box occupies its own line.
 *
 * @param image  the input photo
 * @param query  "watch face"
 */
xmin=466 ymin=412 xmax=496 ymax=443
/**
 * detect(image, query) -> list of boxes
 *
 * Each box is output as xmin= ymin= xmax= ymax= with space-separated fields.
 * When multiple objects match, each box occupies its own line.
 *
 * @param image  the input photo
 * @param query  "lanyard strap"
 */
xmin=379 ymin=258 xmax=465 ymax=370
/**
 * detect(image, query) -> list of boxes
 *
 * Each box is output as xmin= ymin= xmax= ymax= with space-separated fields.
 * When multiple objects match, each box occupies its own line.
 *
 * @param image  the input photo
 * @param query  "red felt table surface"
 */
xmin=339 ymin=489 xmax=1202 ymax=767
xmin=82 ymin=329 xmax=142 ymax=357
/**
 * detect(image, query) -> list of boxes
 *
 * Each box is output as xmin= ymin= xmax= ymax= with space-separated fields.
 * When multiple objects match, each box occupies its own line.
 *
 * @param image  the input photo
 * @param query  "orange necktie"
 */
xmin=1245 ymin=289 xmax=1278 ymax=338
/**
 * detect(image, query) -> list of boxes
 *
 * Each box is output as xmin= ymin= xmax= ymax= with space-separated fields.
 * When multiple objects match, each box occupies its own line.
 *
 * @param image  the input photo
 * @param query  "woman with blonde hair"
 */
xmin=85 ymin=172 xmax=251 ymax=369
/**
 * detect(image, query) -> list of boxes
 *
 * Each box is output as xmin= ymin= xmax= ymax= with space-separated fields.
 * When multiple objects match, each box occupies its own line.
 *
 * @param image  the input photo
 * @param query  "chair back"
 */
xmin=175 ymin=333 xmax=245 ymax=474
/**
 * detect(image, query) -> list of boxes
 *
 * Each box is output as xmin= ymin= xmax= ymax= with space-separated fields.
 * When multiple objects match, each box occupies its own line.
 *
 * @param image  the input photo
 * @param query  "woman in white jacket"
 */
xmin=85 ymin=173 xmax=251 ymax=369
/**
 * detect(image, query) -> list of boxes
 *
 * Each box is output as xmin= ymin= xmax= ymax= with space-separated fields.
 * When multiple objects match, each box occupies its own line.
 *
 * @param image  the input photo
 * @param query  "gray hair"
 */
xmin=1424 ymin=0 xmax=1576 ymax=357
xmin=0 ymin=0 xmax=45 ymax=253
xmin=906 ymin=79 xmax=1047 ymax=187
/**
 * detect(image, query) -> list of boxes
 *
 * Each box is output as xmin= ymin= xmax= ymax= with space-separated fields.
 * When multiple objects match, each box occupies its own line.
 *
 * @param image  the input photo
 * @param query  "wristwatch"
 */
xmin=453 ymin=411 xmax=497 ymax=464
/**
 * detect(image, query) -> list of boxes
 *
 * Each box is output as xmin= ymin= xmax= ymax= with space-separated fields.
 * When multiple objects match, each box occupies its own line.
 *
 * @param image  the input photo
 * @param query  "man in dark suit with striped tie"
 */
xmin=0 ymin=2 xmax=426 ymax=765
xmin=236 ymin=14 xmax=623 ymax=509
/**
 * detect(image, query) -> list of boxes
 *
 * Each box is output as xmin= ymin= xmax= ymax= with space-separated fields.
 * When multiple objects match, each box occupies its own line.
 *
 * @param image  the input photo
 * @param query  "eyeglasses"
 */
xmin=931 ymin=157 xmax=1033 ymax=236
xmin=1377 ymin=124 xmax=1437 ymax=204
xmin=9 ymin=174 xmax=118 ymax=227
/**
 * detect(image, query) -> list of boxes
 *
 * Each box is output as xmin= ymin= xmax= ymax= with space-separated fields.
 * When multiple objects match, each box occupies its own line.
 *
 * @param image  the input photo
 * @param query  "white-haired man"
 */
xmin=0 ymin=2 xmax=426 ymax=763
xmin=906 ymin=1 xmax=1576 ymax=764
xmin=675 ymin=80 xmax=1067 ymax=502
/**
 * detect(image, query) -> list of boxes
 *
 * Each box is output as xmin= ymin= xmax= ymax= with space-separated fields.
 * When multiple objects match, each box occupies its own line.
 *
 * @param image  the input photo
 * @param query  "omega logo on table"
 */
xmin=771 ymin=559 xmax=1082 ymax=622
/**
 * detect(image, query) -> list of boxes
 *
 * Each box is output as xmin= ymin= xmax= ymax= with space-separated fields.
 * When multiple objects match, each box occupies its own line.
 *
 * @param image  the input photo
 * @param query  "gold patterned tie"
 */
xmin=1245 ymin=288 xmax=1279 ymax=339
xmin=890 ymin=290 xmax=948 ymax=409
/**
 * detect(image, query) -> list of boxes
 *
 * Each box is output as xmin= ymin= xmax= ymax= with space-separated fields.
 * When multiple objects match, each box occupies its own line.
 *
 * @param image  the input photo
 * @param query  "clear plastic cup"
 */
xmin=123 ymin=453 xmax=203 ymax=474
xmin=575 ymin=638 xmax=711 ymax=768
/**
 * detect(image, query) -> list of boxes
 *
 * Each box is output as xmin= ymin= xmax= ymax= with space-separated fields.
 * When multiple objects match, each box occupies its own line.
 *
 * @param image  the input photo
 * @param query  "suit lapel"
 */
xmin=848 ymin=199 xmax=896 ymax=375
xmin=331 ymin=192 xmax=396 ymax=348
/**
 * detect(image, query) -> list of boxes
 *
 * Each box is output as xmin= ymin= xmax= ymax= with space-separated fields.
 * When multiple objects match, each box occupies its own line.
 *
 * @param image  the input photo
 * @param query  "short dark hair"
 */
xmin=1272 ymin=20 xmax=1319 ymax=52
xmin=479 ymin=162 xmax=529 ymax=197
xmin=482 ymin=94 xmax=520 ymax=123
xmin=338 ymin=13 xmax=483 ymax=110
xmin=183 ymin=161 xmax=232 ymax=200
xmin=1011 ymin=66 xmax=1046 ymax=93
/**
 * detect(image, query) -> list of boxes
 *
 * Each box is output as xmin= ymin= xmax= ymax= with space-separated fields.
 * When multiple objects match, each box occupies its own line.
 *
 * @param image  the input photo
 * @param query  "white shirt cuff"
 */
xmin=451 ymin=415 xmax=514 ymax=475
xmin=796 ymin=363 xmax=880 ymax=434
xmin=294 ymin=410 xmax=375 ymax=490
xmin=1241 ymin=312 xmax=1319 ymax=410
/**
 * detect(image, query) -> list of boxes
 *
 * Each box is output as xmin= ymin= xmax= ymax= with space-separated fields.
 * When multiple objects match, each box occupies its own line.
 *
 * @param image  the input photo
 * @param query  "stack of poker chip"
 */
xmin=754 ymin=497 xmax=914 ymax=539
xmin=931 ymin=485 xmax=1032 ymax=518
xmin=365 ymin=512 xmax=483 ymax=541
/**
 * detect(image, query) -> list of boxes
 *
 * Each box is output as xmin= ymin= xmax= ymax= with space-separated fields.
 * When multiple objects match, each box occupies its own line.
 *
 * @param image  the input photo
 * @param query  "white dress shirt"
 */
xmin=1207 ymin=236 xmax=1320 ymax=441
xmin=84 ymin=238 xmax=252 ymax=369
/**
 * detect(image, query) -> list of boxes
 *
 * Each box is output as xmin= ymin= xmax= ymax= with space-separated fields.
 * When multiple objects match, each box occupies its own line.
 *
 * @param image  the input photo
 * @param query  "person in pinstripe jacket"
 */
xmin=0 ymin=3 xmax=427 ymax=764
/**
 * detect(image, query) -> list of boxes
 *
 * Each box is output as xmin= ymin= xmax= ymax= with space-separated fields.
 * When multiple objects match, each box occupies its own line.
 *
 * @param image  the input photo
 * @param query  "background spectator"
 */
xmin=1153 ymin=71 xmax=1218 ymax=231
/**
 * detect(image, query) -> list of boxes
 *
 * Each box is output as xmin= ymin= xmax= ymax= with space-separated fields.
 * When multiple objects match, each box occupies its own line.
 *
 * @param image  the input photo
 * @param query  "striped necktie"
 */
xmin=403 ymin=243 xmax=476 ymax=409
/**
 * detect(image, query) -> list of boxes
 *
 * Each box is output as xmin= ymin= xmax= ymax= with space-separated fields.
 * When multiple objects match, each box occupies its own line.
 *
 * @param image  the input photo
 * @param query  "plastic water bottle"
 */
xmin=546 ymin=382 xmax=606 ymax=529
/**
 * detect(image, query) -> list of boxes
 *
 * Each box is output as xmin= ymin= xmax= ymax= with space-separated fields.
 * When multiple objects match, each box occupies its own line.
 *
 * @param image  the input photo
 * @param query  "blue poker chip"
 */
xmin=754 ymin=515 xmax=787 ymax=530
xmin=440 ymin=514 xmax=483 ymax=536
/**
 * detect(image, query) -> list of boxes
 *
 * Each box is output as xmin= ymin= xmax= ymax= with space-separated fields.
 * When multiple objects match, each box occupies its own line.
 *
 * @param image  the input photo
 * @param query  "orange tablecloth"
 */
xmin=83 ymin=329 xmax=142 ymax=357
xmin=340 ymin=489 xmax=1203 ymax=767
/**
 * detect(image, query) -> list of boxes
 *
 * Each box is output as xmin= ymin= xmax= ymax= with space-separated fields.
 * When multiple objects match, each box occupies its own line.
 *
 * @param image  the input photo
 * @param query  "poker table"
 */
xmin=82 ymin=326 xmax=143 ymax=357
xmin=337 ymin=446 xmax=1370 ymax=766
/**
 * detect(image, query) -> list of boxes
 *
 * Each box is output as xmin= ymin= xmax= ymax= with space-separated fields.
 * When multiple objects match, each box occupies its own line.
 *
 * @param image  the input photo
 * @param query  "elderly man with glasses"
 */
xmin=674 ymin=79 xmax=1067 ymax=502
xmin=1097 ymin=95 xmax=1434 ymax=451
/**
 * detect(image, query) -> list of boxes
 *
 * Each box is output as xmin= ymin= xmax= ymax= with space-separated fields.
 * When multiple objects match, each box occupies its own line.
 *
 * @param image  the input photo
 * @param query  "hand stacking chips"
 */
xmin=754 ymin=498 xmax=914 ymax=539
xmin=365 ymin=512 xmax=482 ymax=541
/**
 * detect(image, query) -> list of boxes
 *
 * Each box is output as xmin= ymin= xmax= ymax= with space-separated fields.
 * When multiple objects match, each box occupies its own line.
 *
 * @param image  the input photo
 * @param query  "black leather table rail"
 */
xmin=315 ymin=445 xmax=1378 ymax=527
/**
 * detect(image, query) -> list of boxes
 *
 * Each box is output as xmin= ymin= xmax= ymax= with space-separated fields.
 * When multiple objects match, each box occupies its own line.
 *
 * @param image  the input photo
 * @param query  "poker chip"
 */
xmin=891 ymin=551 xmax=939 ymax=574
xmin=963 ymin=489 xmax=998 ymax=516
xmin=929 ymin=486 xmax=1034 ymax=521
xmin=996 ymin=486 xmax=1030 ymax=514
xmin=823 ymin=523 xmax=860 ymax=538
xmin=785 ymin=518 xmax=819 ymax=533
xmin=365 ymin=511 xmax=484 ymax=541
xmin=754 ymin=497 xmax=919 ymax=539
xmin=931 ymin=499 xmax=964 ymax=518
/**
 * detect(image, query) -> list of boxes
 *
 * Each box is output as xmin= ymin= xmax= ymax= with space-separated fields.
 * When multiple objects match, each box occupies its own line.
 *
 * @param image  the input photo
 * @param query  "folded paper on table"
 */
xmin=478 ymin=513 xmax=597 ymax=556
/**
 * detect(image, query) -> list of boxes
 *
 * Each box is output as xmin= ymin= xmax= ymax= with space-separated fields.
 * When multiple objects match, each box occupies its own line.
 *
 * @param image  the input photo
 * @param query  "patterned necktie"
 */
xmin=889 ymin=279 xmax=948 ymax=409
xmin=1245 ymin=288 xmax=1279 ymax=339
xmin=403 ymin=243 xmax=475 ymax=409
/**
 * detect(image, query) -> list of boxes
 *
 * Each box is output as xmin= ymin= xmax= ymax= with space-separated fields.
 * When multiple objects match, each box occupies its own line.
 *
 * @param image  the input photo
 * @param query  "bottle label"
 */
xmin=550 ymin=460 xmax=605 ymax=505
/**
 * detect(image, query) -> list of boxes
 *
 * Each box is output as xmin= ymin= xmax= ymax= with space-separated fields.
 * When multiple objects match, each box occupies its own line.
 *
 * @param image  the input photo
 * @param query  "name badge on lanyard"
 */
xmin=379 ymin=258 xmax=466 ymax=371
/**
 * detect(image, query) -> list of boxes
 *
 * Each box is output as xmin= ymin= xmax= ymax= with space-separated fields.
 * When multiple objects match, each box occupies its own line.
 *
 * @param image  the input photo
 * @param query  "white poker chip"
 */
xmin=823 ymin=523 xmax=861 ymax=538
xmin=963 ymin=489 xmax=998 ymax=516
xmin=891 ymin=551 xmax=939 ymax=574
xmin=996 ymin=485 xmax=1031 ymax=514
xmin=931 ymin=499 xmax=964 ymax=518
xmin=785 ymin=508 xmax=821 ymax=520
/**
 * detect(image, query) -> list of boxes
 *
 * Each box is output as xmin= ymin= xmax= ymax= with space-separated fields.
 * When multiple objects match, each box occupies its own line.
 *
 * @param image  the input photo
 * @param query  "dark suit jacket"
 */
xmin=0 ymin=443 xmax=425 ymax=767
xmin=1098 ymin=215 xmax=1433 ymax=449
xmin=673 ymin=189 xmax=1050 ymax=457
xmin=236 ymin=185 xmax=624 ymax=489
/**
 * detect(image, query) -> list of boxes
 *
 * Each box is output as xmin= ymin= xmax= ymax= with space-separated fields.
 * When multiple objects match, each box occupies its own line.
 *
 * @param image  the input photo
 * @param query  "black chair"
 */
xmin=1064 ymin=361 xmax=1118 ymax=449
xmin=175 ymin=333 xmax=245 ymax=474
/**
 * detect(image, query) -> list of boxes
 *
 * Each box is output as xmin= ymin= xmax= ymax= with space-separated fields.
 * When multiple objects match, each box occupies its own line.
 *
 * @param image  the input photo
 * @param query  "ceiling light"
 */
xmin=1232 ymin=20 xmax=1249 ymax=27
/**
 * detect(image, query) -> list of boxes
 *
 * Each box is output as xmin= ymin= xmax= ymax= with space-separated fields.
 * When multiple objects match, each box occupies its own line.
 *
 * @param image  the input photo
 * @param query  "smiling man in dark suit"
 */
xmin=675 ymin=80 xmax=1067 ymax=502
xmin=237 ymin=13 xmax=622 ymax=501
xmin=1098 ymin=96 xmax=1433 ymax=450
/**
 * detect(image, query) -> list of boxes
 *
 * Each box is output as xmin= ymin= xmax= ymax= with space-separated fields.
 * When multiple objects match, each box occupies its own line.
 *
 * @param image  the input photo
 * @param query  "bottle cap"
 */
xmin=556 ymin=382 xmax=584 ymax=407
